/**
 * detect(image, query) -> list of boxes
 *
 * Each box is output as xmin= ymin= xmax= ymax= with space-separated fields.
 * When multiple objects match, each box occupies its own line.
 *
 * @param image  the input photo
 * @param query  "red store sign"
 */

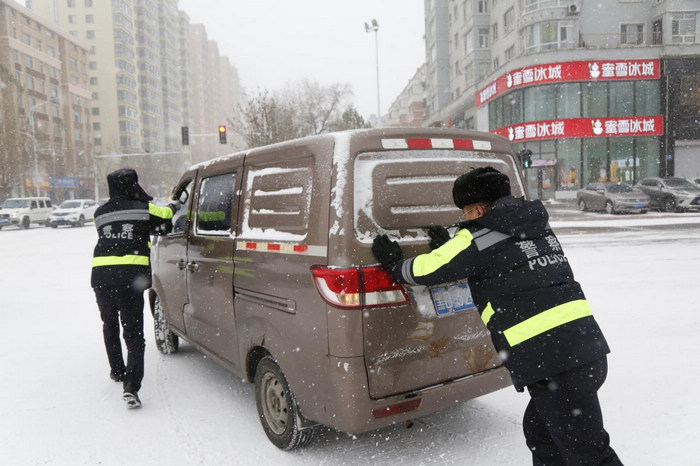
xmin=493 ymin=116 xmax=664 ymax=142
xmin=476 ymin=59 xmax=660 ymax=107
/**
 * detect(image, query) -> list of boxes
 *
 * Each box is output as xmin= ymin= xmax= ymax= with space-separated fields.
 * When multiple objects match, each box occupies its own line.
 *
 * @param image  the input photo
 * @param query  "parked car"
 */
xmin=47 ymin=199 xmax=98 ymax=228
xmin=149 ymin=128 xmax=522 ymax=450
xmin=635 ymin=177 xmax=700 ymax=212
xmin=0 ymin=197 xmax=53 ymax=230
xmin=576 ymin=182 xmax=649 ymax=214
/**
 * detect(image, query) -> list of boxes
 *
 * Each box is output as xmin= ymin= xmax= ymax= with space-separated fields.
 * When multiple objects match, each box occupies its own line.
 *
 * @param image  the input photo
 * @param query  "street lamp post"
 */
xmin=364 ymin=19 xmax=381 ymax=125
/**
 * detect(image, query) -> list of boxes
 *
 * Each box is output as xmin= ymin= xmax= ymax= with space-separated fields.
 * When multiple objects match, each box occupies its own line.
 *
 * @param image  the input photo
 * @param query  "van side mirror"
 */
xmin=178 ymin=190 xmax=189 ymax=204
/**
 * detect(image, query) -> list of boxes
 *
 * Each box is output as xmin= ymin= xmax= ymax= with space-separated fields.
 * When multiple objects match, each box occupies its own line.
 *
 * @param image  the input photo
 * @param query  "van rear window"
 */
xmin=354 ymin=150 xmax=522 ymax=242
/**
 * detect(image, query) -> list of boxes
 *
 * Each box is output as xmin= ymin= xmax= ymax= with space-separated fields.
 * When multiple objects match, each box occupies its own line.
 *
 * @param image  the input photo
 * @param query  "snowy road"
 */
xmin=1 ymin=221 xmax=699 ymax=465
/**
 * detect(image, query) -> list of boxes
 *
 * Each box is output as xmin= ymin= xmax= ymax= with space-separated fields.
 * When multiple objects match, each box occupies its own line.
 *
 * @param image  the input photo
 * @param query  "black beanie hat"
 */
xmin=452 ymin=166 xmax=511 ymax=208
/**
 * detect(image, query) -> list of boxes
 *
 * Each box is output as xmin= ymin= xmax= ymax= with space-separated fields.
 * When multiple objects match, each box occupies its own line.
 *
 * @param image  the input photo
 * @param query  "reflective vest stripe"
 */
xmin=503 ymin=299 xmax=593 ymax=347
xmin=92 ymin=255 xmax=150 ymax=267
xmin=95 ymin=210 xmax=150 ymax=229
xmin=412 ymin=228 xmax=473 ymax=277
xmin=481 ymin=302 xmax=495 ymax=325
xmin=148 ymin=203 xmax=174 ymax=219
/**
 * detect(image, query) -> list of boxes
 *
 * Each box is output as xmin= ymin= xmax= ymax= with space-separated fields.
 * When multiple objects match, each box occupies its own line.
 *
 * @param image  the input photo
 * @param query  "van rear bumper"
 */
xmin=322 ymin=356 xmax=512 ymax=435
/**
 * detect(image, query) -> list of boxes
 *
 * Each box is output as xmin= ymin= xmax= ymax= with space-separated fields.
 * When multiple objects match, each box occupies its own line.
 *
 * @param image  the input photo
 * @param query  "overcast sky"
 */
xmin=176 ymin=0 xmax=426 ymax=119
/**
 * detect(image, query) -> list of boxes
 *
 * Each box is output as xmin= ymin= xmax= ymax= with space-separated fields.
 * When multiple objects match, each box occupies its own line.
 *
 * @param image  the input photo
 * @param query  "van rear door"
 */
xmin=349 ymin=135 xmax=523 ymax=399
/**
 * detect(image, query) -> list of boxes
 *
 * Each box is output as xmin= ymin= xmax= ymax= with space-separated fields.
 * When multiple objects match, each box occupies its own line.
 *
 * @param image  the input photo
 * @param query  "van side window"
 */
xmin=171 ymin=180 xmax=194 ymax=235
xmin=31 ymin=201 xmax=37 ymax=209
xmin=46 ymin=200 xmax=52 ymax=208
xmin=244 ymin=162 xmax=313 ymax=236
xmin=196 ymin=172 xmax=236 ymax=235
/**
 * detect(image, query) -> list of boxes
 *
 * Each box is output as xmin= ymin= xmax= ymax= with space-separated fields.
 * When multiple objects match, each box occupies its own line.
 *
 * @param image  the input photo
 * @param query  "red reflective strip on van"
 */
xmin=453 ymin=139 xmax=475 ymax=149
xmin=246 ymin=242 xmax=257 ymax=250
xmin=406 ymin=138 xmax=432 ymax=149
xmin=267 ymin=243 xmax=281 ymax=251
xmin=293 ymin=244 xmax=308 ymax=253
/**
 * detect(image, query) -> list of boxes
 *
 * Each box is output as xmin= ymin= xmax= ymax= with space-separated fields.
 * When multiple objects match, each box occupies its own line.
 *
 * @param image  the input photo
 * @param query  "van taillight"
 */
xmin=311 ymin=265 xmax=409 ymax=309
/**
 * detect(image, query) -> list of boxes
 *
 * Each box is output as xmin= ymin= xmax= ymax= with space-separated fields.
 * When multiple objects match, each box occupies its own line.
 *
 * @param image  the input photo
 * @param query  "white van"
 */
xmin=0 ymin=197 xmax=53 ymax=230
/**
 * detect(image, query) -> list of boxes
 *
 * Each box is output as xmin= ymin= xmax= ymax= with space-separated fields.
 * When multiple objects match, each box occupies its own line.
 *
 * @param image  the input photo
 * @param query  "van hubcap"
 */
xmin=261 ymin=372 xmax=289 ymax=435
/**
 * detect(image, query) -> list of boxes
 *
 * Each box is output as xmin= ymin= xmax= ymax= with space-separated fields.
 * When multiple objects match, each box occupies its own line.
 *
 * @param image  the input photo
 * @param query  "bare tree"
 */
xmin=236 ymin=80 xmax=356 ymax=149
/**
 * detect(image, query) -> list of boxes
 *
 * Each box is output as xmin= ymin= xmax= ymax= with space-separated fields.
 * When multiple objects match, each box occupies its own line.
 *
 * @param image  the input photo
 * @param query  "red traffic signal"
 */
xmin=218 ymin=125 xmax=227 ymax=144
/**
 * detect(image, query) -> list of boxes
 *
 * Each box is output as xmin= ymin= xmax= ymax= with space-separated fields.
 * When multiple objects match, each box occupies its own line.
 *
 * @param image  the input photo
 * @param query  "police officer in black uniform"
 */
xmin=372 ymin=167 xmax=622 ymax=465
xmin=91 ymin=168 xmax=178 ymax=409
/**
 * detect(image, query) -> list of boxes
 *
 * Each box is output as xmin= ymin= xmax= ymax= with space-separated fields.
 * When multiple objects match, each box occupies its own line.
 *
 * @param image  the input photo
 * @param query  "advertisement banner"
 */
xmin=493 ymin=115 xmax=664 ymax=142
xmin=477 ymin=58 xmax=661 ymax=107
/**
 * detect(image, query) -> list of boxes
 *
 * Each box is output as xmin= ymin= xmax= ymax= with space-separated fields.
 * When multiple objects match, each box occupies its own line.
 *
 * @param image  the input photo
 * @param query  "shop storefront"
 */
xmin=477 ymin=59 xmax=663 ymax=200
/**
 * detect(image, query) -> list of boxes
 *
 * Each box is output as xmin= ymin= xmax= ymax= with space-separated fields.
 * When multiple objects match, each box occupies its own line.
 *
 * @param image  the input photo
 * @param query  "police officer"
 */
xmin=91 ymin=168 xmax=179 ymax=409
xmin=372 ymin=167 xmax=622 ymax=465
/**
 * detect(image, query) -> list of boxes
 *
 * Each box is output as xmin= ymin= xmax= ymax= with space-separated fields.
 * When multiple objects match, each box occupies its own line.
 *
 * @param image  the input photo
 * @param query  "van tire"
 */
xmin=153 ymin=295 xmax=179 ymax=354
xmin=21 ymin=217 xmax=30 ymax=229
xmin=254 ymin=356 xmax=314 ymax=450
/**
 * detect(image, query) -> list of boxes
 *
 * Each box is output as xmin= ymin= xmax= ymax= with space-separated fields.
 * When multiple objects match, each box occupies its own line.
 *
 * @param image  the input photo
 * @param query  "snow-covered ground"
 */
xmin=1 ymin=218 xmax=699 ymax=465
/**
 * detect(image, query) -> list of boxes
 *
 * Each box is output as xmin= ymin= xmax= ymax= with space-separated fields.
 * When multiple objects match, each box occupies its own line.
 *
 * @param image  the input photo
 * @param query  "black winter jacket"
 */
xmin=389 ymin=196 xmax=610 ymax=391
xmin=91 ymin=170 xmax=175 ymax=291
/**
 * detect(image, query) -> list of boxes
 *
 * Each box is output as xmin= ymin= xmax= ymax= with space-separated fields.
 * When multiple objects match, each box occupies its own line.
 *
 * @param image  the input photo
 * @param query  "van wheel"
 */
xmin=578 ymin=199 xmax=587 ymax=211
xmin=254 ymin=356 xmax=314 ymax=450
xmin=21 ymin=217 xmax=30 ymax=229
xmin=153 ymin=295 xmax=179 ymax=354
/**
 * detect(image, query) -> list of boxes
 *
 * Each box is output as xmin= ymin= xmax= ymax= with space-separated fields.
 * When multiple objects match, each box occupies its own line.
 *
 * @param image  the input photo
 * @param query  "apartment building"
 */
xmin=384 ymin=64 xmax=427 ymax=127
xmin=188 ymin=23 xmax=239 ymax=164
xmin=423 ymin=0 xmax=700 ymax=199
xmin=0 ymin=0 xmax=92 ymax=200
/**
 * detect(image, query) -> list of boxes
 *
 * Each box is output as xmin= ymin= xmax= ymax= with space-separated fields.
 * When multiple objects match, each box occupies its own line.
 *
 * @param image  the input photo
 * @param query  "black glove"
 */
xmin=427 ymin=226 xmax=451 ymax=250
xmin=372 ymin=234 xmax=404 ymax=269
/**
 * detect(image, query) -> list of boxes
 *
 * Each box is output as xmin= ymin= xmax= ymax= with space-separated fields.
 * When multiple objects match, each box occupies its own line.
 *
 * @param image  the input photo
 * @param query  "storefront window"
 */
xmin=609 ymin=137 xmax=634 ymax=183
xmin=636 ymin=137 xmax=660 ymax=180
xmin=582 ymin=82 xmax=607 ymax=117
xmin=556 ymin=83 xmax=581 ymax=119
xmin=583 ymin=138 xmax=608 ymax=184
xmin=609 ymin=82 xmax=634 ymax=116
xmin=524 ymin=85 xmax=556 ymax=121
xmin=503 ymin=89 xmax=523 ymax=127
xmin=556 ymin=138 xmax=581 ymax=190
xmin=635 ymin=81 xmax=660 ymax=115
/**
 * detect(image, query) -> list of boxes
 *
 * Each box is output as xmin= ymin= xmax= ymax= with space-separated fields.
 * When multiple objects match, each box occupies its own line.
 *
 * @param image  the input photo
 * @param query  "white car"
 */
xmin=47 ymin=199 xmax=98 ymax=228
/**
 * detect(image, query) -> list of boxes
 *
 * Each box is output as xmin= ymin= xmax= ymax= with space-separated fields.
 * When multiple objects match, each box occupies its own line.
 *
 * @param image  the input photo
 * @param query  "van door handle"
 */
xmin=177 ymin=259 xmax=187 ymax=270
xmin=186 ymin=261 xmax=199 ymax=272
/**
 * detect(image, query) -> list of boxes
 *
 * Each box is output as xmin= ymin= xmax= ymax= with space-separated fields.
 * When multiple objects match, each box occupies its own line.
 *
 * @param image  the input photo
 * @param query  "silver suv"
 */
xmin=0 ymin=197 xmax=53 ymax=230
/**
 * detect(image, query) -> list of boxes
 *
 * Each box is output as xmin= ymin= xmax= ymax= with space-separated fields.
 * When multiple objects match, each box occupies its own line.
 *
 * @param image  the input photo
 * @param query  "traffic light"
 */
xmin=218 ymin=125 xmax=227 ymax=144
xmin=518 ymin=149 xmax=533 ymax=169
xmin=181 ymin=126 xmax=189 ymax=145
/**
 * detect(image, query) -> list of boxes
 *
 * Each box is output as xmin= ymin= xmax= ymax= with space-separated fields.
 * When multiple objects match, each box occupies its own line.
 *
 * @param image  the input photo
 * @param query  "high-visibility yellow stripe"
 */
xmin=92 ymin=255 xmax=150 ymax=267
xmin=149 ymin=203 xmax=174 ymax=219
xmin=199 ymin=210 xmax=226 ymax=222
xmin=481 ymin=302 xmax=495 ymax=325
xmin=412 ymin=229 xmax=473 ymax=277
xmin=503 ymin=299 xmax=593 ymax=347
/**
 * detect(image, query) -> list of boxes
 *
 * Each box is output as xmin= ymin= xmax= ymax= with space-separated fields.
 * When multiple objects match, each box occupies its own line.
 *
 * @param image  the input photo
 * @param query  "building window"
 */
xmin=477 ymin=0 xmax=489 ymax=13
xmin=85 ymin=0 xmax=93 ymax=7
xmin=504 ymin=7 xmax=515 ymax=34
xmin=86 ymin=14 xmax=94 ymax=23
xmin=505 ymin=45 xmax=515 ymax=61
xmin=492 ymin=57 xmax=500 ymax=71
xmin=22 ymin=33 xmax=32 ymax=46
xmin=521 ymin=20 xmax=575 ymax=53
xmin=89 ymin=61 xmax=97 ymax=70
xmin=91 ymin=107 xmax=100 ymax=115
xmin=466 ymin=29 xmax=473 ymax=54
xmin=86 ymin=30 xmax=95 ymax=39
xmin=47 ymin=46 xmax=55 ymax=57
xmin=492 ymin=22 xmax=498 ymax=41
xmin=621 ymin=23 xmax=644 ymax=45
xmin=89 ymin=77 xmax=98 ymax=85
xmin=24 ymin=54 xmax=32 ymax=68
xmin=671 ymin=13 xmax=696 ymax=43
xmin=479 ymin=28 xmax=489 ymax=48
xmin=67 ymin=0 xmax=75 ymax=7
xmin=478 ymin=61 xmax=490 ymax=80
xmin=68 ymin=15 xmax=76 ymax=24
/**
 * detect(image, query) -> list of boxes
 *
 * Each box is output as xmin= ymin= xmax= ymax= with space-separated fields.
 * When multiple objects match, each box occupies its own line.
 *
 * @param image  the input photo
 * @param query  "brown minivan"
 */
xmin=149 ymin=127 xmax=525 ymax=450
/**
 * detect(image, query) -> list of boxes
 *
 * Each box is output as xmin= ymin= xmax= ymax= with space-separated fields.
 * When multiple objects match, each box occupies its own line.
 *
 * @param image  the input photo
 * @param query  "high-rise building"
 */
xmin=422 ymin=0 xmax=700 ymax=200
xmin=188 ymin=23 xmax=239 ymax=164
xmin=0 ymin=0 xmax=92 ymax=200
xmin=384 ymin=64 xmax=427 ymax=127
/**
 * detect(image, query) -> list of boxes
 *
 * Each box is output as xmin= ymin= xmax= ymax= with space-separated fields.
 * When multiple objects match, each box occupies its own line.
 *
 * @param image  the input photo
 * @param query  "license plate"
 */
xmin=633 ymin=203 xmax=643 ymax=208
xmin=429 ymin=283 xmax=476 ymax=316
xmin=57 ymin=217 xmax=65 ymax=221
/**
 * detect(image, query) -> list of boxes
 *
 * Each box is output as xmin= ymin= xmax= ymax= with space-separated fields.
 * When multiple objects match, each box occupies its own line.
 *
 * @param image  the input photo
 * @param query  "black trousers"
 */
xmin=94 ymin=285 xmax=145 ymax=394
xmin=524 ymin=357 xmax=622 ymax=465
